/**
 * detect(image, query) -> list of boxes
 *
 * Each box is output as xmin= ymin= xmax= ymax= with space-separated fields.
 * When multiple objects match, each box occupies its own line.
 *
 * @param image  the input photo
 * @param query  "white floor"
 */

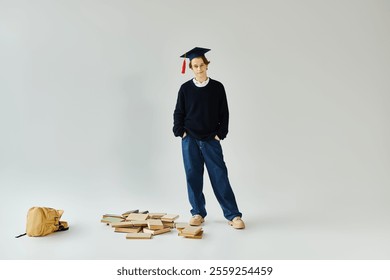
xmin=2 ymin=181 xmax=390 ymax=260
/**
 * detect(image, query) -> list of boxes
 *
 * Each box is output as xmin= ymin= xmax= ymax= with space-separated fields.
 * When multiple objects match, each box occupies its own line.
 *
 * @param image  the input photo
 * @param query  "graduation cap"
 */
xmin=180 ymin=47 xmax=210 ymax=74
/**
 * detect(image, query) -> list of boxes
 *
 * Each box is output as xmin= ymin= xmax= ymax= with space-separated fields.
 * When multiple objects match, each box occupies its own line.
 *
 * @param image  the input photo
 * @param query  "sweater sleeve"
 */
xmin=216 ymin=84 xmax=229 ymax=140
xmin=173 ymin=87 xmax=186 ymax=137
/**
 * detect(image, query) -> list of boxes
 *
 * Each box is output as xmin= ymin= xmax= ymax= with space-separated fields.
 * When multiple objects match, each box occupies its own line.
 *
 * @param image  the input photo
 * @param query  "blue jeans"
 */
xmin=181 ymin=135 xmax=242 ymax=221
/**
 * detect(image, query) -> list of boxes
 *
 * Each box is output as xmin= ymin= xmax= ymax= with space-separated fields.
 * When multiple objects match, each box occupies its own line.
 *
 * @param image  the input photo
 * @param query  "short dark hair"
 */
xmin=189 ymin=55 xmax=210 ymax=69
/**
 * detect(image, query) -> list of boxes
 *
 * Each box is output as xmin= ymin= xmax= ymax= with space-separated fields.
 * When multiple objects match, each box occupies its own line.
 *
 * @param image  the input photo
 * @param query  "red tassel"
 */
xmin=181 ymin=59 xmax=186 ymax=74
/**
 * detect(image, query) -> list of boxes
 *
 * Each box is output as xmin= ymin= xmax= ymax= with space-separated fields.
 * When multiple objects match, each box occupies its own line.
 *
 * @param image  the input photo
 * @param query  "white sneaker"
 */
xmin=228 ymin=216 xmax=245 ymax=229
xmin=189 ymin=215 xmax=204 ymax=226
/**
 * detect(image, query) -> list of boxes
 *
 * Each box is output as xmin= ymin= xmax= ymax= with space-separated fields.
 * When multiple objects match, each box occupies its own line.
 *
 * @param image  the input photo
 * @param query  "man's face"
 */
xmin=190 ymin=57 xmax=208 ymax=80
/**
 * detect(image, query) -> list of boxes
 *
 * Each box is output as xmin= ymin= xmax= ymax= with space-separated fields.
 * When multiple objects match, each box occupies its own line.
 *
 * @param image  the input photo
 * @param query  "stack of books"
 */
xmin=176 ymin=224 xmax=204 ymax=239
xmin=101 ymin=210 xmax=181 ymax=240
xmin=161 ymin=214 xmax=179 ymax=229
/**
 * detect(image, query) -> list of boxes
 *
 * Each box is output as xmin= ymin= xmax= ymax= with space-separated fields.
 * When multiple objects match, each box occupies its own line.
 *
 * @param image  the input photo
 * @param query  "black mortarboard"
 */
xmin=180 ymin=47 xmax=210 ymax=74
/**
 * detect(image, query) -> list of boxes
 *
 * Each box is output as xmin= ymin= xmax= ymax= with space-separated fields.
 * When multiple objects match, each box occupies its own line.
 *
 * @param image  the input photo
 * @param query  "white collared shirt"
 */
xmin=193 ymin=77 xmax=210 ymax=88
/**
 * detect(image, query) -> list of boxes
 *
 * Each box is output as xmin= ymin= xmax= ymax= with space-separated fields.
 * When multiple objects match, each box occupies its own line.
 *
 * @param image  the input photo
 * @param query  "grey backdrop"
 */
xmin=1 ymin=0 xmax=389 ymax=259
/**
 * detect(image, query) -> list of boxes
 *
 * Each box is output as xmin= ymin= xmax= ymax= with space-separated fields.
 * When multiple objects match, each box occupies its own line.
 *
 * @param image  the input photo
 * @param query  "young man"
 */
xmin=173 ymin=47 xmax=245 ymax=229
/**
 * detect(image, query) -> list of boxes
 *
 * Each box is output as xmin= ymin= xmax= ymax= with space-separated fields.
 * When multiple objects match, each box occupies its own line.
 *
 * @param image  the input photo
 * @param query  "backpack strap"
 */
xmin=57 ymin=221 xmax=69 ymax=232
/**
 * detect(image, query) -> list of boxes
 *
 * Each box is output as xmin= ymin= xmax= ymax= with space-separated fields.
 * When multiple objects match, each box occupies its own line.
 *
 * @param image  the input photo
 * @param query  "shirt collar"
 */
xmin=193 ymin=77 xmax=210 ymax=88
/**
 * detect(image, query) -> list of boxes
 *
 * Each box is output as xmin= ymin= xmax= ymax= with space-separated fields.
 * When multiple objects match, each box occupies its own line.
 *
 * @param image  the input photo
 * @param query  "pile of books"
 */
xmin=176 ymin=223 xmax=204 ymax=239
xmin=102 ymin=209 xmax=203 ymax=239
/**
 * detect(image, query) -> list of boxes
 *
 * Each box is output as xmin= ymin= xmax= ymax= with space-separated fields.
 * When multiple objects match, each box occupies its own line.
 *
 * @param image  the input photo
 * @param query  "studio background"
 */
xmin=0 ymin=0 xmax=389 ymax=259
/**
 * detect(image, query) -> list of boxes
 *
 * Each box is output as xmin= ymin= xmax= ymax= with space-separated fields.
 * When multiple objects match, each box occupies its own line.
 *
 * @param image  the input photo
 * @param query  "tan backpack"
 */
xmin=16 ymin=207 xmax=69 ymax=238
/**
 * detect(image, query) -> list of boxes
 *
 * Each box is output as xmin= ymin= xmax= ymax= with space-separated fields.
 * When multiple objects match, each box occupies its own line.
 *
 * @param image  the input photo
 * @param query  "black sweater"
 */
xmin=173 ymin=78 xmax=229 ymax=140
